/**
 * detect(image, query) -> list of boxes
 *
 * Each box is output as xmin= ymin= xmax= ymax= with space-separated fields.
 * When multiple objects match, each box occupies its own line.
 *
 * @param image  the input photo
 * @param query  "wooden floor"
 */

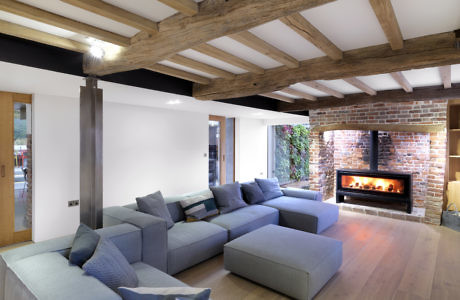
xmin=176 ymin=210 xmax=460 ymax=300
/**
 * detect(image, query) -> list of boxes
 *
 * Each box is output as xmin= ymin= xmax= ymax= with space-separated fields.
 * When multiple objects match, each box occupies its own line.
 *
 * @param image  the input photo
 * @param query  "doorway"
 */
xmin=209 ymin=115 xmax=235 ymax=186
xmin=0 ymin=92 xmax=32 ymax=247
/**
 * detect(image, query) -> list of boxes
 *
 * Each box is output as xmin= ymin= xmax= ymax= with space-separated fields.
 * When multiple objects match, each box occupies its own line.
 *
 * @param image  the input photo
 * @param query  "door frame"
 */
xmin=209 ymin=115 xmax=226 ymax=185
xmin=0 ymin=91 xmax=32 ymax=247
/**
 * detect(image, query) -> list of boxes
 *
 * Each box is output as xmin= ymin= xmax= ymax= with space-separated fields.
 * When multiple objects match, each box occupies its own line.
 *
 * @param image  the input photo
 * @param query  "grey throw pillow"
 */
xmin=69 ymin=223 xmax=100 ymax=267
xmin=210 ymin=182 xmax=247 ymax=214
xmin=83 ymin=238 xmax=138 ymax=291
xmin=255 ymin=178 xmax=283 ymax=200
xmin=136 ymin=191 xmax=174 ymax=229
xmin=118 ymin=287 xmax=211 ymax=300
xmin=241 ymin=182 xmax=266 ymax=204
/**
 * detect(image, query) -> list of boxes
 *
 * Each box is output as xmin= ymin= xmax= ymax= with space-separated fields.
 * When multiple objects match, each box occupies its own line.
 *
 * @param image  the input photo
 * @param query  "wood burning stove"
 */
xmin=336 ymin=131 xmax=412 ymax=213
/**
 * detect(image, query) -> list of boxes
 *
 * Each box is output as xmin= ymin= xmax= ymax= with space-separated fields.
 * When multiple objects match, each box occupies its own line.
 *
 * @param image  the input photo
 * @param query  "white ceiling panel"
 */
xmin=158 ymin=61 xmax=217 ymax=79
xmin=18 ymin=0 xmax=138 ymax=37
xmin=106 ymin=0 xmax=177 ymax=22
xmin=207 ymin=37 xmax=282 ymax=69
xmin=300 ymin=0 xmax=388 ymax=51
xmin=451 ymin=64 xmax=460 ymax=84
xmin=317 ymin=79 xmax=362 ymax=94
xmin=401 ymin=67 xmax=442 ymax=88
xmin=392 ymin=0 xmax=460 ymax=40
xmin=273 ymin=91 xmax=298 ymax=99
xmin=178 ymin=49 xmax=247 ymax=74
xmin=356 ymin=74 xmax=402 ymax=91
xmin=290 ymin=83 xmax=329 ymax=97
xmin=248 ymin=19 xmax=325 ymax=61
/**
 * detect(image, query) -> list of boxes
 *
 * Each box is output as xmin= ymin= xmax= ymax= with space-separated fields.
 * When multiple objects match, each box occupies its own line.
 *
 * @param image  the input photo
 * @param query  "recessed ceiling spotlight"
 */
xmin=166 ymin=99 xmax=182 ymax=105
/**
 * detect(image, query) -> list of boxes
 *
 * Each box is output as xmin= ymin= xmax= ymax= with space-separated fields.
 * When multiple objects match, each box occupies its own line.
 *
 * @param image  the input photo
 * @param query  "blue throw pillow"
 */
xmin=137 ymin=191 xmax=175 ymax=229
xmin=210 ymin=182 xmax=247 ymax=214
xmin=241 ymin=182 xmax=265 ymax=204
xmin=69 ymin=223 xmax=100 ymax=267
xmin=83 ymin=238 xmax=138 ymax=291
xmin=118 ymin=287 xmax=211 ymax=300
xmin=255 ymin=178 xmax=283 ymax=200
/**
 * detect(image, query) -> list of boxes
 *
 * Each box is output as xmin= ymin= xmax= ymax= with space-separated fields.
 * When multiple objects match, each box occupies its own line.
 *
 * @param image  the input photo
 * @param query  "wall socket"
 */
xmin=68 ymin=200 xmax=79 ymax=207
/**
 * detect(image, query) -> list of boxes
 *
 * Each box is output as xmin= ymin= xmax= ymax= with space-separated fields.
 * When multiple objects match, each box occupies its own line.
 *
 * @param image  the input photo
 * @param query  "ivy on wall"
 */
xmin=274 ymin=125 xmax=310 ymax=184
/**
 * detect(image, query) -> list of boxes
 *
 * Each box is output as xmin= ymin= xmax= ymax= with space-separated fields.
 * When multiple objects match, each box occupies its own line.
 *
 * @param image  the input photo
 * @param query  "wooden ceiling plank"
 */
xmin=280 ymin=13 xmax=342 ymax=60
xmin=301 ymin=81 xmax=344 ymax=98
xmin=281 ymin=87 xmax=317 ymax=101
xmin=0 ymin=0 xmax=130 ymax=46
xmin=146 ymin=64 xmax=211 ymax=84
xmin=84 ymin=0 xmax=336 ymax=75
xmin=390 ymin=72 xmax=413 ymax=92
xmin=0 ymin=19 xmax=90 ymax=53
xmin=369 ymin=0 xmax=404 ymax=50
xmin=439 ymin=65 xmax=452 ymax=89
xmin=229 ymin=31 xmax=299 ymax=68
xmin=61 ymin=0 xmax=158 ymax=32
xmin=193 ymin=32 xmax=458 ymax=100
xmin=259 ymin=93 xmax=296 ymax=103
xmin=192 ymin=43 xmax=265 ymax=74
xmin=158 ymin=0 xmax=198 ymax=17
xmin=167 ymin=55 xmax=235 ymax=79
xmin=278 ymin=83 xmax=460 ymax=112
xmin=343 ymin=77 xmax=377 ymax=95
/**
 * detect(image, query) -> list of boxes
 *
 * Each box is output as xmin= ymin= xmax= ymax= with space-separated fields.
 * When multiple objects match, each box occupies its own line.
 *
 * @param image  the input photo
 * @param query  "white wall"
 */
xmin=103 ymin=102 xmax=209 ymax=207
xmin=33 ymin=94 xmax=80 ymax=242
xmin=236 ymin=118 xmax=268 ymax=182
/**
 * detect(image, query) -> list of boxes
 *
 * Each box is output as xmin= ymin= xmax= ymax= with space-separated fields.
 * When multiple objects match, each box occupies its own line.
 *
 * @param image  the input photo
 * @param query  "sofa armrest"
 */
xmin=103 ymin=207 xmax=168 ymax=272
xmin=281 ymin=188 xmax=322 ymax=201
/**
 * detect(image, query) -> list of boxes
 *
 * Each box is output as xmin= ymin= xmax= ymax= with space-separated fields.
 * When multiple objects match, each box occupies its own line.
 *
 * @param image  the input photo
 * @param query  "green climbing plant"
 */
xmin=273 ymin=124 xmax=310 ymax=183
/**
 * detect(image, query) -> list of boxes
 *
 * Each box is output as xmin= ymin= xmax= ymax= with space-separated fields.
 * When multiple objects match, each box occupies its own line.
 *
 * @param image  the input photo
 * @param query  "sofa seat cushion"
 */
xmin=7 ymin=252 xmax=119 ymax=300
xmin=262 ymin=196 xmax=338 ymax=234
xmin=167 ymin=221 xmax=227 ymax=275
xmin=131 ymin=262 xmax=187 ymax=288
xmin=207 ymin=205 xmax=279 ymax=240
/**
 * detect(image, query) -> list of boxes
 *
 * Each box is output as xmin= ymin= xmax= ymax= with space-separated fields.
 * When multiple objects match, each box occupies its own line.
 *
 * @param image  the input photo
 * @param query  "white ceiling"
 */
xmin=1 ymin=0 xmax=459 ymax=100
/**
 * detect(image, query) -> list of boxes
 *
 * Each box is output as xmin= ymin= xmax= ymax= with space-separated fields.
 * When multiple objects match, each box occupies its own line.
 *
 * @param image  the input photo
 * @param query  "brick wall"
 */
xmin=309 ymin=100 xmax=447 ymax=225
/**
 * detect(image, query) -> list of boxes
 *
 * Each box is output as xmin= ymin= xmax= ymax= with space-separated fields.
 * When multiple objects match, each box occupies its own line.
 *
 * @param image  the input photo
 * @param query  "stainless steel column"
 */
xmin=80 ymin=77 xmax=103 ymax=229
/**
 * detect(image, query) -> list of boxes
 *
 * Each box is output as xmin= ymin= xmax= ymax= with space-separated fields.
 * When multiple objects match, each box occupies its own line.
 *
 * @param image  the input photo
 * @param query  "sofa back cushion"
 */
xmin=255 ymin=178 xmax=284 ymax=200
xmin=96 ymin=223 xmax=142 ymax=265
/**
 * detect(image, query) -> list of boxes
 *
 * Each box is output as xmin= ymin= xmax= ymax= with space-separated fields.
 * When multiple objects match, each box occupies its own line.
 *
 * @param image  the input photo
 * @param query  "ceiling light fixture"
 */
xmin=166 ymin=99 xmax=182 ymax=105
xmin=90 ymin=45 xmax=104 ymax=58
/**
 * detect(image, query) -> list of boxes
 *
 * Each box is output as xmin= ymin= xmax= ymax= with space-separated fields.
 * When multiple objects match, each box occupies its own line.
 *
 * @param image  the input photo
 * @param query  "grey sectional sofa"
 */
xmin=104 ymin=184 xmax=338 ymax=276
xmin=0 ymin=222 xmax=186 ymax=300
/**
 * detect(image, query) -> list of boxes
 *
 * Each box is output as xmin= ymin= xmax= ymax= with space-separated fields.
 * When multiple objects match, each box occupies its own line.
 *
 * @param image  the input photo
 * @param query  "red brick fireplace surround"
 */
xmin=308 ymin=100 xmax=447 ymax=225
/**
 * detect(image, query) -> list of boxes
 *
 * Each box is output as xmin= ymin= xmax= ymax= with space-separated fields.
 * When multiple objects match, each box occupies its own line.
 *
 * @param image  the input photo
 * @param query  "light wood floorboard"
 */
xmin=176 ymin=210 xmax=460 ymax=300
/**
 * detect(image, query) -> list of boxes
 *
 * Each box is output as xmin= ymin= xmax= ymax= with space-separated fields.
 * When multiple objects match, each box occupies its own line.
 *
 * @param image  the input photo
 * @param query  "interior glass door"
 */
xmin=209 ymin=115 xmax=226 ymax=186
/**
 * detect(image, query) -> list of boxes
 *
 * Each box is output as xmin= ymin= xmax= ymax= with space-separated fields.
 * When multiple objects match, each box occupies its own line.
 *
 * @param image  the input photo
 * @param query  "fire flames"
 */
xmin=341 ymin=175 xmax=404 ymax=194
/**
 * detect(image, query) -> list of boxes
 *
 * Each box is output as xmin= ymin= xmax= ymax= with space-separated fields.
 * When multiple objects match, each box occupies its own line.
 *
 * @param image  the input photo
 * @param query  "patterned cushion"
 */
xmin=255 ymin=178 xmax=284 ymax=200
xmin=180 ymin=190 xmax=219 ymax=222
xmin=136 ymin=191 xmax=175 ymax=229
xmin=69 ymin=223 xmax=100 ymax=267
xmin=83 ymin=238 xmax=138 ymax=291
xmin=118 ymin=287 xmax=211 ymax=300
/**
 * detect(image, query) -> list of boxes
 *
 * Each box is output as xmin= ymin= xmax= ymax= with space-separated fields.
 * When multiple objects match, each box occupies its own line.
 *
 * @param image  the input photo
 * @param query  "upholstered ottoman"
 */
xmin=224 ymin=225 xmax=342 ymax=300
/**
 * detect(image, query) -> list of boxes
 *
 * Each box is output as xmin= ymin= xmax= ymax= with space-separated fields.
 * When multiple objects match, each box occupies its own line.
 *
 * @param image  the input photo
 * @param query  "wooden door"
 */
xmin=209 ymin=115 xmax=226 ymax=186
xmin=0 ymin=91 xmax=32 ymax=247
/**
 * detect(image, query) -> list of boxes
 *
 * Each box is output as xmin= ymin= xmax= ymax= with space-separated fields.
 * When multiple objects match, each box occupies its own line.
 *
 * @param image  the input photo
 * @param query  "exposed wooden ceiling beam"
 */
xmin=193 ymin=32 xmax=459 ymax=100
xmin=390 ymin=72 xmax=412 ymax=92
xmin=146 ymin=64 xmax=211 ymax=84
xmin=259 ymin=93 xmax=296 ymax=103
xmin=280 ymin=13 xmax=342 ymax=60
xmin=300 ymin=81 xmax=344 ymax=98
xmin=343 ymin=77 xmax=377 ymax=95
xmin=369 ymin=0 xmax=404 ymax=50
xmin=0 ymin=19 xmax=90 ymax=53
xmin=158 ymin=0 xmax=199 ymax=16
xmin=192 ymin=43 xmax=264 ymax=74
xmin=311 ymin=123 xmax=444 ymax=133
xmin=278 ymin=84 xmax=460 ymax=112
xmin=229 ymin=31 xmax=299 ymax=68
xmin=280 ymin=87 xmax=317 ymax=101
xmin=0 ymin=0 xmax=130 ymax=46
xmin=167 ymin=55 xmax=235 ymax=79
xmin=61 ymin=0 xmax=158 ymax=32
xmin=439 ymin=65 xmax=452 ymax=89
xmin=84 ymin=0 xmax=336 ymax=75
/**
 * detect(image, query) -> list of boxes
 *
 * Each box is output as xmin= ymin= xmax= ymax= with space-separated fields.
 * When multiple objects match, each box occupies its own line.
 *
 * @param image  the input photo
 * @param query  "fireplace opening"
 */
xmin=336 ymin=130 xmax=412 ymax=213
